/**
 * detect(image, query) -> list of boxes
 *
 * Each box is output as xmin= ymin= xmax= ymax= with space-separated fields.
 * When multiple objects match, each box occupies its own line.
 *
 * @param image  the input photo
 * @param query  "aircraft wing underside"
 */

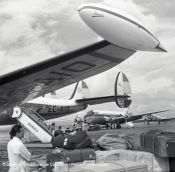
xmin=0 ymin=40 xmax=135 ymax=112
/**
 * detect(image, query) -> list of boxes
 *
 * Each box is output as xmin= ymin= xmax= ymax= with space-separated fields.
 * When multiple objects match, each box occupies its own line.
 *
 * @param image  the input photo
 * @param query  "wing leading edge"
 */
xmin=0 ymin=40 xmax=135 ymax=112
xmin=108 ymin=110 xmax=169 ymax=124
xmin=121 ymin=110 xmax=169 ymax=121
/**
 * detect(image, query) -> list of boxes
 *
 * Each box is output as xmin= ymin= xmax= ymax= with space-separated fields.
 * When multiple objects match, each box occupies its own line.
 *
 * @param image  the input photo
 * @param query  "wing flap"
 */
xmin=0 ymin=40 xmax=135 ymax=112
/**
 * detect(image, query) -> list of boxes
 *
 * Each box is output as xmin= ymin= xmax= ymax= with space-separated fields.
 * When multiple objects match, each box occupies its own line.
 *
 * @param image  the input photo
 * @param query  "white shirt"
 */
xmin=7 ymin=137 xmax=31 ymax=172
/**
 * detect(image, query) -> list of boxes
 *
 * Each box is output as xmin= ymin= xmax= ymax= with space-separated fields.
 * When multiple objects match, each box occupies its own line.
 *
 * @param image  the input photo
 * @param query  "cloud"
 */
xmin=132 ymin=77 xmax=173 ymax=94
xmin=0 ymin=0 xmax=99 ymax=74
xmin=0 ymin=0 xmax=160 ymax=74
xmin=55 ymin=0 xmax=175 ymax=114
xmin=0 ymin=0 xmax=175 ymax=117
xmin=103 ymin=0 xmax=157 ymax=32
xmin=81 ymin=0 xmax=175 ymax=113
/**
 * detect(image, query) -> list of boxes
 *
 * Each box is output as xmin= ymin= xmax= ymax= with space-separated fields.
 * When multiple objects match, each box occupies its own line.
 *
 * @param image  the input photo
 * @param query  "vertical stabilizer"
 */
xmin=81 ymin=81 xmax=89 ymax=99
xmin=69 ymin=82 xmax=79 ymax=99
xmin=69 ymin=81 xmax=89 ymax=100
xmin=115 ymin=72 xmax=132 ymax=108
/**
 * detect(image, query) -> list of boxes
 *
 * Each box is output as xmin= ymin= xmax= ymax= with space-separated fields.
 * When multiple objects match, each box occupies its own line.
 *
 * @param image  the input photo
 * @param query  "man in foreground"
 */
xmin=7 ymin=124 xmax=31 ymax=172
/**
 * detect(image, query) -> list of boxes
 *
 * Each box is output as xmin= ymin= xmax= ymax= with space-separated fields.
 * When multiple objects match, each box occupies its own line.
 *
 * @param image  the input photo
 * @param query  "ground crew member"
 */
xmin=54 ymin=126 xmax=63 ymax=137
xmin=7 ymin=124 xmax=31 ymax=172
xmin=50 ymin=122 xmax=56 ymax=136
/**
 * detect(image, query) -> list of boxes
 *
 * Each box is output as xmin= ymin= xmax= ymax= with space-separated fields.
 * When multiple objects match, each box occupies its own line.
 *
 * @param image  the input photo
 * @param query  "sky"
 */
xmin=0 ymin=0 xmax=175 ymax=120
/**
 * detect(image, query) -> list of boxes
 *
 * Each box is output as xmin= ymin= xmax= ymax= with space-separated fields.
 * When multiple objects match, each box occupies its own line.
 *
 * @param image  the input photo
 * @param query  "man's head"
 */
xmin=9 ymin=124 xmax=24 ymax=139
xmin=52 ymin=123 xmax=55 ymax=126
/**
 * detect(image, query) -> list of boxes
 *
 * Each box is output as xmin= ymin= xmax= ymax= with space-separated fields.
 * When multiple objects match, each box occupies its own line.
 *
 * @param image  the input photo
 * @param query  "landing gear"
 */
xmin=116 ymin=124 xmax=121 ymax=129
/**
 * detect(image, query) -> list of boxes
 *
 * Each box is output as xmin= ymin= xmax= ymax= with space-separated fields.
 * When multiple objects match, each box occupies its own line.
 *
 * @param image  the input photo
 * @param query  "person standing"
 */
xmin=54 ymin=126 xmax=63 ymax=137
xmin=7 ymin=124 xmax=31 ymax=172
xmin=50 ymin=122 xmax=56 ymax=136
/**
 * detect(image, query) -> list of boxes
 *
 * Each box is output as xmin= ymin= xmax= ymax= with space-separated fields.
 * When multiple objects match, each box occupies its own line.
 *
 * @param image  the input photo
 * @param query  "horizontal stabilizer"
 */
xmin=76 ymin=95 xmax=130 ymax=105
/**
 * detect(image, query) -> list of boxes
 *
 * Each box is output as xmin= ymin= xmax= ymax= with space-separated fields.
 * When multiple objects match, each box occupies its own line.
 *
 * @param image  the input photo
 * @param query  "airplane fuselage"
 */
xmin=31 ymin=103 xmax=87 ymax=119
xmin=85 ymin=115 xmax=110 ymax=125
xmin=0 ymin=102 xmax=87 ymax=125
xmin=85 ymin=113 xmax=142 ymax=126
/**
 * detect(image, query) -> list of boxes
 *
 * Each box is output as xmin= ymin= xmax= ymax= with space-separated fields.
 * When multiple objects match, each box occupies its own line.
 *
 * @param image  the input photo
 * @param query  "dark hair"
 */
xmin=9 ymin=124 xmax=22 ymax=139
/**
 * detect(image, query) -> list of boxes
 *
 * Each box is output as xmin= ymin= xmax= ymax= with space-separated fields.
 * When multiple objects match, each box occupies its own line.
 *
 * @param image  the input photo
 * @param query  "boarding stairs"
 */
xmin=12 ymin=106 xmax=53 ymax=143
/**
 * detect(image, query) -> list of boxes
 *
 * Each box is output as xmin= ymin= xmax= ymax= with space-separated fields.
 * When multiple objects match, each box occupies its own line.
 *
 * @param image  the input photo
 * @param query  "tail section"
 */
xmin=69 ymin=82 xmax=80 ymax=99
xmin=69 ymin=81 xmax=89 ymax=100
xmin=115 ymin=72 xmax=132 ymax=108
xmin=81 ymin=81 xmax=89 ymax=99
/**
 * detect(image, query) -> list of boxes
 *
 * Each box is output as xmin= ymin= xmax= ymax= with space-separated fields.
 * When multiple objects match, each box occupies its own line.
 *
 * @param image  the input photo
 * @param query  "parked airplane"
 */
xmin=0 ymin=74 xmax=130 ymax=125
xmin=0 ymin=4 xmax=166 ymax=125
xmin=27 ymin=71 xmax=132 ymax=118
xmin=84 ymin=109 xmax=169 ymax=129
xmin=136 ymin=113 xmax=175 ymax=125
xmin=87 ymin=109 xmax=129 ymax=118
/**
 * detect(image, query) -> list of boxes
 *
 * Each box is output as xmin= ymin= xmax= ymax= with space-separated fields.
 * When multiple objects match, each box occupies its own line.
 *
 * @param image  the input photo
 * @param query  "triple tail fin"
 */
xmin=69 ymin=82 xmax=79 ymax=100
xmin=69 ymin=81 xmax=89 ymax=100
xmin=115 ymin=72 xmax=132 ymax=108
xmin=81 ymin=81 xmax=89 ymax=99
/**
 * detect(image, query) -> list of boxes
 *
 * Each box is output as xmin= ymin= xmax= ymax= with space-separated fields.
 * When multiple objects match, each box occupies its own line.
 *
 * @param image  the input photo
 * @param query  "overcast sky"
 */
xmin=0 ymin=0 xmax=174 ymax=120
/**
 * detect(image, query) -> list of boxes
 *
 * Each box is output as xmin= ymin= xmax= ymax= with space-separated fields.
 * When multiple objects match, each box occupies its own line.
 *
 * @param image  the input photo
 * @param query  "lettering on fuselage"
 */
xmin=28 ymin=122 xmax=38 ymax=133
xmin=45 ymin=105 xmax=70 ymax=113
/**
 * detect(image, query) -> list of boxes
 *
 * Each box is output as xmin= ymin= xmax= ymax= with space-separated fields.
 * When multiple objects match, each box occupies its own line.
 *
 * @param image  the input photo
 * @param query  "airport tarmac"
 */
xmin=1 ymin=121 xmax=175 ymax=149
xmin=1 ymin=121 xmax=175 ymax=171
xmin=88 ymin=121 xmax=175 ymax=150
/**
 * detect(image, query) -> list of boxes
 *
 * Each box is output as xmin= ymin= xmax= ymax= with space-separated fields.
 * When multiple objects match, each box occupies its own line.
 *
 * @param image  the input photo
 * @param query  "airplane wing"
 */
xmin=135 ymin=117 xmax=175 ymax=123
xmin=129 ymin=110 xmax=170 ymax=123
xmin=150 ymin=114 xmax=166 ymax=119
xmin=113 ymin=110 xmax=169 ymax=123
xmin=133 ymin=110 xmax=169 ymax=118
xmin=157 ymin=118 xmax=175 ymax=122
xmin=0 ymin=40 xmax=135 ymax=112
